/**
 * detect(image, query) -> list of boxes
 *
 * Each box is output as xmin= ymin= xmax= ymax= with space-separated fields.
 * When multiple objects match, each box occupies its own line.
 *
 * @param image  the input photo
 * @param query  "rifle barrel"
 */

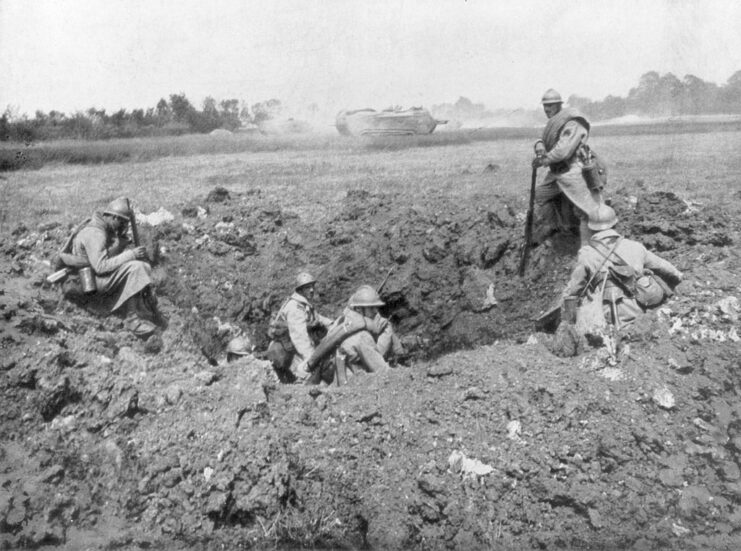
xmin=126 ymin=198 xmax=140 ymax=247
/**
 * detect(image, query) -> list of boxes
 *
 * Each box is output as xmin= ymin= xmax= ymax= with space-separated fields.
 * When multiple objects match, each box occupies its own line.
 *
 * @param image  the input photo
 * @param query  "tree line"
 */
xmin=3 ymin=71 xmax=741 ymax=142
xmin=569 ymin=70 xmax=741 ymax=120
xmin=0 ymin=94 xmax=283 ymax=142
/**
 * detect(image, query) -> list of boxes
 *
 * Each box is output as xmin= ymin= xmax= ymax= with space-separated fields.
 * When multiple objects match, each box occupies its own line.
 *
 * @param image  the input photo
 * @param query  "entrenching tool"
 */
xmin=518 ymin=166 xmax=538 ymax=276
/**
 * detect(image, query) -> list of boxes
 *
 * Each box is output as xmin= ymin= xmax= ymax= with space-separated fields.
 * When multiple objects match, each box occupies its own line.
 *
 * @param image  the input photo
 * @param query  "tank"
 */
xmin=336 ymin=107 xmax=446 ymax=136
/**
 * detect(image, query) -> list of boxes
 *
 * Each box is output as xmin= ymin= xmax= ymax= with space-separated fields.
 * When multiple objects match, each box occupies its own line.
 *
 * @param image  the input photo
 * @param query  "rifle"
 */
xmin=125 ymin=198 xmax=157 ymax=313
xmin=126 ymin=198 xmax=140 ymax=246
xmin=518 ymin=166 xmax=538 ymax=276
xmin=377 ymin=266 xmax=394 ymax=294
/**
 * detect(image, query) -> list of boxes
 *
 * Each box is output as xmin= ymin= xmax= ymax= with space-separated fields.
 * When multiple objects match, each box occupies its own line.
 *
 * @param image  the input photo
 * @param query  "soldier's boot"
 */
xmin=123 ymin=295 xmax=157 ymax=339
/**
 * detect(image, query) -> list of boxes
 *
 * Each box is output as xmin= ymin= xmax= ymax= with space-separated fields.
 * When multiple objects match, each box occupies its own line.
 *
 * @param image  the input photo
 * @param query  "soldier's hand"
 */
xmin=133 ymin=246 xmax=148 ymax=260
xmin=531 ymin=156 xmax=545 ymax=169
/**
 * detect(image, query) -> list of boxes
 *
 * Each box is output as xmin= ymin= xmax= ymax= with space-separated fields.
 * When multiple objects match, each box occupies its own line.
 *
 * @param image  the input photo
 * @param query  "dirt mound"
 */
xmin=1 ymin=189 xmax=740 ymax=549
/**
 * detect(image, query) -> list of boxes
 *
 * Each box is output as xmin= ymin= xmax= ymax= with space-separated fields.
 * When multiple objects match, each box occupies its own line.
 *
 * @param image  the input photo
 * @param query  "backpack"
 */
xmin=592 ymin=240 xmax=669 ymax=309
xmin=267 ymin=298 xmax=291 ymax=340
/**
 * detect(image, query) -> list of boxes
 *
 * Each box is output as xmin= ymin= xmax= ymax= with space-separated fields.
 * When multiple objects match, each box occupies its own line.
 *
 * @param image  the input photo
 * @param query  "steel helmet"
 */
xmin=295 ymin=271 xmax=317 ymax=291
xmin=588 ymin=204 xmax=618 ymax=231
xmin=541 ymin=89 xmax=563 ymax=105
xmin=348 ymin=285 xmax=385 ymax=308
xmin=227 ymin=335 xmax=253 ymax=356
xmin=103 ymin=197 xmax=132 ymax=221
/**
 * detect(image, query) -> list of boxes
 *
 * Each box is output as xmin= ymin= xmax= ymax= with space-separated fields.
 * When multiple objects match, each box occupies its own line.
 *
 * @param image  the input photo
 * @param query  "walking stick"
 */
xmin=518 ymin=166 xmax=538 ymax=276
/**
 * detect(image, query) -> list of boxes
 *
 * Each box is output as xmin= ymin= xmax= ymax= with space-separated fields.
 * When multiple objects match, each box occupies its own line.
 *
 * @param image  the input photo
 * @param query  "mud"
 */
xmin=1 ymin=185 xmax=740 ymax=549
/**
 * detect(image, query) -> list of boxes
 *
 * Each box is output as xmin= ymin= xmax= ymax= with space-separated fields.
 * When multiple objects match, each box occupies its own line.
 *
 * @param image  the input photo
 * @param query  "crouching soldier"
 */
xmin=266 ymin=272 xmax=333 ymax=383
xmin=307 ymin=285 xmax=404 ymax=385
xmin=561 ymin=204 xmax=683 ymax=331
xmin=57 ymin=197 xmax=164 ymax=338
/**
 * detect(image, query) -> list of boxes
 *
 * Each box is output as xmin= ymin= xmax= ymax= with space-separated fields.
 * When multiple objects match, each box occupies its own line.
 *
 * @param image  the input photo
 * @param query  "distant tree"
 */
xmin=110 ymin=108 xmax=127 ymax=128
xmin=720 ymin=70 xmax=741 ymax=113
xmin=155 ymin=98 xmax=171 ymax=125
xmin=596 ymin=95 xmax=627 ymax=119
xmin=251 ymin=99 xmax=282 ymax=124
xmin=566 ymin=95 xmax=591 ymax=110
xmin=169 ymin=93 xmax=194 ymax=123
xmin=131 ymin=108 xmax=145 ymax=125
xmin=219 ymin=99 xmax=241 ymax=130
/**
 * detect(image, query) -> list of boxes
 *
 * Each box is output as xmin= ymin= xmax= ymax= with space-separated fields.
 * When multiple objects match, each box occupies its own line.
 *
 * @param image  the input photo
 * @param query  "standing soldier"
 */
xmin=266 ymin=272 xmax=333 ymax=382
xmin=532 ymin=89 xmax=604 ymax=247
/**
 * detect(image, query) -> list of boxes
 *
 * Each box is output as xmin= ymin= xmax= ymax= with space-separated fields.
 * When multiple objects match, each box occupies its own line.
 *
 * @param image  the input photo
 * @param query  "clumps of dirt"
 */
xmin=1 ymin=188 xmax=740 ymax=549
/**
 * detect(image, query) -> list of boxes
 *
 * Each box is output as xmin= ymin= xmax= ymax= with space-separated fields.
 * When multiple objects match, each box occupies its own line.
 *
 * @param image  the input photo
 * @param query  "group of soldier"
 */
xmin=531 ymin=88 xmax=682 ymax=330
xmin=51 ymin=88 xmax=684 ymax=385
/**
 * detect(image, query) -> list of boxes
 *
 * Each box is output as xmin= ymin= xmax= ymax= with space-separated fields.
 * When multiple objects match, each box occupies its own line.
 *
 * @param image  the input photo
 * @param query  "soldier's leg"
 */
xmin=555 ymin=166 xmax=602 ymax=247
xmin=340 ymin=331 xmax=390 ymax=374
xmin=534 ymin=173 xmax=565 ymax=242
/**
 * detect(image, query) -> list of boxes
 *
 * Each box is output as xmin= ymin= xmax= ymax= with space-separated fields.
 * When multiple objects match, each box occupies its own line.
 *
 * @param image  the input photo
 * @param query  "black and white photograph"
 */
xmin=1 ymin=0 xmax=740 ymax=549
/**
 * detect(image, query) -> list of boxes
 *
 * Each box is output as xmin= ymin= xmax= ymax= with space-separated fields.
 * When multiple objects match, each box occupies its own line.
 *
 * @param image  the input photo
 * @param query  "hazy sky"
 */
xmin=2 ymin=0 xmax=741 ymax=117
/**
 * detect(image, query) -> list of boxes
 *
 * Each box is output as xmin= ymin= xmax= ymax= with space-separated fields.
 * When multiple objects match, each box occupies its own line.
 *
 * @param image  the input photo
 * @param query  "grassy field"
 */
xmin=2 ymin=127 xmax=740 ymax=233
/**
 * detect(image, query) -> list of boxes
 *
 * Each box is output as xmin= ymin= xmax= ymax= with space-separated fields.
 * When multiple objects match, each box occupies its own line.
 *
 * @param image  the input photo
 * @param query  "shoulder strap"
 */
xmin=59 ymin=217 xmax=92 ymax=255
xmin=579 ymin=237 xmax=623 ymax=299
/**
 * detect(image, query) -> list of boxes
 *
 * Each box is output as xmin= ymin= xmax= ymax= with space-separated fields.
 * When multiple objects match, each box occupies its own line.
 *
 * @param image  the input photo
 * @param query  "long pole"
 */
xmin=518 ymin=167 xmax=538 ymax=276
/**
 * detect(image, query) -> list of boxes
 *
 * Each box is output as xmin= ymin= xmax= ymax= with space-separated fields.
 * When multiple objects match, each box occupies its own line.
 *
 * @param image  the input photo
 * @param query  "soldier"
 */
xmin=266 ymin=272 xmax=333 ymax=382
xmin=62 ymin=197 xmax=162 ymax=338
xmin=331 ymin=285 xmax=404 ymax=384
xmin=532 ymin=88 xmax=604 ymax=247
xmin=561 ymin=204 xmax=683 ymax=329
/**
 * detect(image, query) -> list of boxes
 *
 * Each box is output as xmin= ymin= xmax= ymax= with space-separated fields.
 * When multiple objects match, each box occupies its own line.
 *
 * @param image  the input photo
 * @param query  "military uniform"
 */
xmin=562 ymin=229 xmax=682 ymax=327
xmin=72 ymin=212 xmax=153 ymax=314
xmin=335 ymin=307 xmax=396 ymax=375
xmin=534 ymin=107 xmax=602 ymax=245
xmin=267 ymin=292 xmax=332 ymax=380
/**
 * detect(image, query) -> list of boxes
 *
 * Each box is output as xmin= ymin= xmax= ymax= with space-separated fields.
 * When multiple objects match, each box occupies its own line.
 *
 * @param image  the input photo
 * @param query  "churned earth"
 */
xmin=1 ymin=179 xmax=740 ymax=549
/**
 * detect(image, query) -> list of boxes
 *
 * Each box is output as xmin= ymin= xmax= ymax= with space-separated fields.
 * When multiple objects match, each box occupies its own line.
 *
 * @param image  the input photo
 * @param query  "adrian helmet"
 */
xmin=103 ymin=197 xmax=132 ymax=221
xmin=295 ymin=271 xmax=317 ymax=291
xmin=541 ymin=89 xmax=563 ymax=105
xmin=587 ymin=204 xmax=618 ymax=231
xmin=227 ymin=335 xmax=253 ymax=356
xmin=348 ymin=285 xmax=385 ymax=308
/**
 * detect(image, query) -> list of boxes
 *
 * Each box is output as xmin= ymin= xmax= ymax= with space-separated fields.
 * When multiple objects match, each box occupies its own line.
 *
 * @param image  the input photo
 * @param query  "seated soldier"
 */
xmin=58 ymin=197 xmax=163 ymax=338
xmin=562 ymin=204 xmax=683 ymax=329
xmin=266 ymin=272 xmax=333 ymax=383
xmin=331 ymin=285 xmax=403 ymax=385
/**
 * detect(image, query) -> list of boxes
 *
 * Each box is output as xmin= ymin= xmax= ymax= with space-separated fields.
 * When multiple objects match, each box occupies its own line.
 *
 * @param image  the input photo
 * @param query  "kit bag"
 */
xmin=634 ymin=269 xmax=673 ymax=308
xmin=580 ymin=144 xmax=608 ymax=192
xmin=604 ymin=258 xmax=670 ymax=309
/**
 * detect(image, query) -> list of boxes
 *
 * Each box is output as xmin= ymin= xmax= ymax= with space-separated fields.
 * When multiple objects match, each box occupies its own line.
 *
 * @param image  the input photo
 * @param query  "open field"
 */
xmin=4 ymin=127 xmax=741 ymax=231
xmin=2 ymin=116 xmax=741 ymax=173
xmin=1 ymin=127 xmax=741 ymax=549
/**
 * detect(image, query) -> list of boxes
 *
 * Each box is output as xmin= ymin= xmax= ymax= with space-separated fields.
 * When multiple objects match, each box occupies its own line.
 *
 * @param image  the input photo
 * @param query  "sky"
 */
xmin=2 ymin=0 xmax=741 ymax=118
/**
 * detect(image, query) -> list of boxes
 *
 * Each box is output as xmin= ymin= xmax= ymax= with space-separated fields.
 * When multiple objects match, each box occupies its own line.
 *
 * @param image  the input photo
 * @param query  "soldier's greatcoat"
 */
xmin=534 ymin=107 xmax=602 ymax=242
xmin=72 ymin=213 xmax=152 ymax=313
